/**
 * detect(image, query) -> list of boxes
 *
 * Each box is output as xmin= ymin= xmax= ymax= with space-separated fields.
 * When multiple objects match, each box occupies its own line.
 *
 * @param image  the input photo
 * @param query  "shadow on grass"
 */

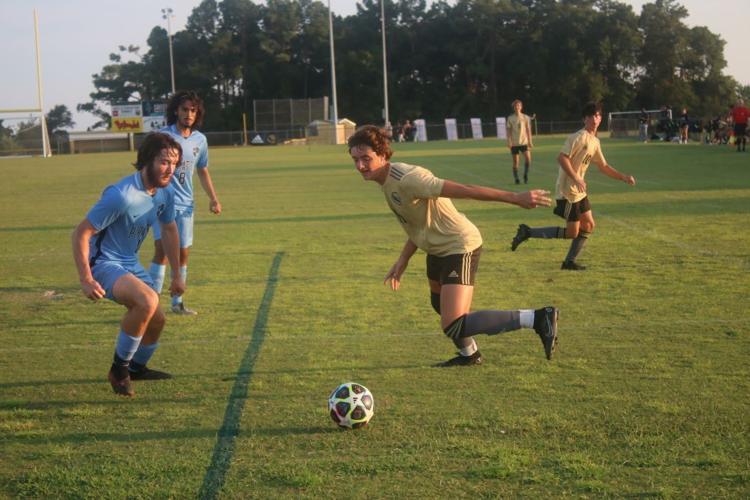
xmin=5 ymin=424 xmax=338 ymax=445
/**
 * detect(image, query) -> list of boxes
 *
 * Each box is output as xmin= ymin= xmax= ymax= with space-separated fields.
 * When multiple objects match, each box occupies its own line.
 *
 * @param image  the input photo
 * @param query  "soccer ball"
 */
xmin=328 ymin=382 xmax=374 ymax=429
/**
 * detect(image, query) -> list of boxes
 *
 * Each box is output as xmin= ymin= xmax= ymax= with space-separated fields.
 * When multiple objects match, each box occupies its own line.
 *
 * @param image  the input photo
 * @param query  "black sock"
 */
xmin=564 ymin=230 xmax=591 ymax=262
xmin=529 ymin=227 xmax=566 ymax=238
xmin=524 ymin=163 xmax=529 ymax=177
xmin=430 ymin=292 xmax=441 ymax=315
xmin=461 ymin=310 xmax=521 ymax=337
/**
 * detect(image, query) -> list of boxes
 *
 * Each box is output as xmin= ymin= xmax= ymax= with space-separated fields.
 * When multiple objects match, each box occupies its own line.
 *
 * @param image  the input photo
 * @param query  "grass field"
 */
xmin=1 ymin=136 xmax=748 ymax=498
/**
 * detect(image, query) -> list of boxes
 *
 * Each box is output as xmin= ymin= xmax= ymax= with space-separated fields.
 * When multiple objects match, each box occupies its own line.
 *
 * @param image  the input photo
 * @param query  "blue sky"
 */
xmin=1 ymin=0 xmax=746 ymax=131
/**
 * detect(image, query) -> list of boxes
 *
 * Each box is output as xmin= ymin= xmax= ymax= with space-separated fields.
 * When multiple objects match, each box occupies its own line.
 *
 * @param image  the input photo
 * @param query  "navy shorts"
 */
xmin=553 ymin=197 xmax=591 ymax=222
xmin=426 ymin=247 xmax=482 ymax=286
xmin=510 ymin=145 xmax=529 ymax=155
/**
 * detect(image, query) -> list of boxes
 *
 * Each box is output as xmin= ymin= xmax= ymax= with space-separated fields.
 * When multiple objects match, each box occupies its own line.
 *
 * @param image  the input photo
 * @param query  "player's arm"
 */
xmin=526 ymin=117 xmax=533 ymax=148
xmin=196 ymin=167 xmax=221 ymax=214
xmin=440 ymin=180 xmax=551 ymax=209
xmin=159 ymin=221 xmax=186 ymax=297
xmin=557 ymin=152 xmax=586 ymax=192
xmin=384 ymin=239 xmax=418 ymax=291
xmin=595 ymin=161 xmax=636 ymax=186
xmin=506 ymin=122 xmax=513 ymax=149
xmin=71 ymin=219 xmax=106 ymax=301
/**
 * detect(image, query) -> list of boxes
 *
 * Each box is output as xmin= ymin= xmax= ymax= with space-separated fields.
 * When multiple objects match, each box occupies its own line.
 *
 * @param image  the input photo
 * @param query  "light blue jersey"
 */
xmin=87 ymin=172 xmax=176 ymax=266
xmin=161 ymin=124 xmax=209 ymax=210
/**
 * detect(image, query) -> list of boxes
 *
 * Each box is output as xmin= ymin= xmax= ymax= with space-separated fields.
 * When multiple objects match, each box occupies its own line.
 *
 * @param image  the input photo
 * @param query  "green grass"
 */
xmin=1 ymin=137 xmax=748 ymax=498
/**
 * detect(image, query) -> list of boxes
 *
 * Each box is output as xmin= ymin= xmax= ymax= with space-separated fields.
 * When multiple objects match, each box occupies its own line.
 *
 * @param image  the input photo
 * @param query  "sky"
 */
xmin=1 ymin=0 xmax=747 ymax=131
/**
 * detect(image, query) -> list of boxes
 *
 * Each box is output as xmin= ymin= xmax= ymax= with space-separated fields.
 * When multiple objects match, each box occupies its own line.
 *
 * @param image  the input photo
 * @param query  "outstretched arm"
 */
xmin=72 ymin=219 xmax=106 ymax=300
xmin=440 ymin=180 xmax=551 ymax=209
xmin=197 ymin=167 xmax=222 ymax=214
xmin=596 ymin=162 xmax=636 ymax=186
xmin=384 ymin=239 xmax=418 ymax=291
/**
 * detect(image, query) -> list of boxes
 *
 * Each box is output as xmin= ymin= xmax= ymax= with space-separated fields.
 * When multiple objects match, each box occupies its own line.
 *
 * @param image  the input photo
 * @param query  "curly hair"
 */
xmin=582 ymin=102 xmax=603 ymax=118
xmin=134 ymin=132 xmax=182 ymax=170
xmin=166 ymin=90 xmax=205 ymax=129
xmin=347 ymin=125 xmax=393 ymax=160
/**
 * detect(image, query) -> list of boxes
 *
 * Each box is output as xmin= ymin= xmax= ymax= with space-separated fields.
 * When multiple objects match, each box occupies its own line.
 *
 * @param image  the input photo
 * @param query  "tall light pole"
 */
xmin=328 ymin=0 xmax=338 ymax=125
xmin=161 ymin=7 xmax=176 ymax=94
xmin=380 ymin=0 xmax=389 ymax=128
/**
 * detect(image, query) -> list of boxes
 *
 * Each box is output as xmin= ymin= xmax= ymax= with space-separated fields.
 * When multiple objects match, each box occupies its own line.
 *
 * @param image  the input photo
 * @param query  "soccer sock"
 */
xmin=564 ymin=230 xmax=591 ymax=262
xmin=130 ymin=342 xmax=159 ymax=372
xmin=455 ymin=337 xmax=477 ymax=357
xmin=461 ymin=310 xmax=521 ymax=337
xmin=529 ymin=227 xmax=566 ymax=239
xmin=519 ymin=309 xmax=535 ymax=329
xmin=430 ymin=292 xmax=441 ymax=315
xmin=149 ymin=263 xmax=166 ymax=294
xmin=114 ymin=330 xmax=142 ymax=366
xmin=513 ymin=168 xmax=519 ymax=180
xmin=524 ymin=162 xmax=529 ymax=177
xmin=172 ymin=265 xmax=187 ymax=306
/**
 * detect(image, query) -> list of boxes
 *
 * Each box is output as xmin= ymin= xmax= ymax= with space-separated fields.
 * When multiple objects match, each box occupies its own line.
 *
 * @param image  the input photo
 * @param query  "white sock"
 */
xmin=149 ymin=263 xmax=166 ymax=294
xmin=519 ymin=309 xmax=535 ymax=328
xmin=459 ymin=338 xmax=478 ymax=357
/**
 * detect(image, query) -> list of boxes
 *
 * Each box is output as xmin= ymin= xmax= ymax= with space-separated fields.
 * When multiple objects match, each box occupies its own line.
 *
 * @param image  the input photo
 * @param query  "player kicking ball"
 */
xmin=72 ymin=133 xmax=185 ymax=396
xmin=349 ymin=125 xmax=559 ymax=366
xmin=511 ymin=102 xmax=636 ymax=270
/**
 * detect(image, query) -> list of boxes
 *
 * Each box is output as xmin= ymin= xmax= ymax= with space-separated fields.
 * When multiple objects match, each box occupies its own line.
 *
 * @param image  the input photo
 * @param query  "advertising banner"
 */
xmin=470 ymin=118 xmax=483 ymax=139
xmin=445 ymin=118 xmax=458 ymax=141
xmin=496 ymin=117 xmax=507 ymax=139
xmin=111 ymin=103 xmax=143 ymax=133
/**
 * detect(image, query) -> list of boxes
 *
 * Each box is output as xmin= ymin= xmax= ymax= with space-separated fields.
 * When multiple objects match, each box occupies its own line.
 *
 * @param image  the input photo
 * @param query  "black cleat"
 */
xmin=523 ymin=175 xmax=528 ymax=184
xmin=561 ymin=260 xmax=587 ymax=271
xmin=511 ymin=224 xmax=531 ymax=251
xmin=514 ymin=178 xmax=520 ymax=185
xmin=129 ymin=366 xmax=173 ymax=380
xmin=434 ymin=350 xmax=483 ymax=367
xmin=534 ymin=307 xmax=558 ymax=360
xmin=108 ymin=364 xmax=134 ymax=397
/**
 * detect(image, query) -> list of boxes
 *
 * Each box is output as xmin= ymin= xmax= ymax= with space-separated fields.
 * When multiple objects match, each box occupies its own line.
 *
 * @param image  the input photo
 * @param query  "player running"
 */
xmin=349 ymin=125 xmax=559 ymax=367
xmin=72 ymin=133 xmax=184 ymax=397
xmin=510 ymin=102 xmax=636 ymax=270
xmin=149 ymin=90 xmax=221 ymax=315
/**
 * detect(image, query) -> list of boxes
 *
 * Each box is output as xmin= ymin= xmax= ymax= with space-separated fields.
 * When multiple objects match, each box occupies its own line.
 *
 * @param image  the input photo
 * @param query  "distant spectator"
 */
xmin=730 ymin=99 xmax=748 ymax=152
xmin=679 ymin=108 xmax=689 ymax=144
xmin=638 ymin=108 xmax=649 ymax=142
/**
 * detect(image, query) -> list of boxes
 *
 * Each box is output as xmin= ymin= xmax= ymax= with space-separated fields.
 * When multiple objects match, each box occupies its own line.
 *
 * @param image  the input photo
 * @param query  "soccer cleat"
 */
xmin=434 ymin=350 xmax=483 ymax=367
xmin=511 ymin=224 xmax=531 ymax=251
xmin=523 ymin=175 xmax=528 ymax=184
xmin=129 ymin=366 xmax=173 ymax=380
xmin=533 ymin=307 xmax=558 ymax=360
xmin=561 ymin=260 xmax=587 ymax=271
xmin=171 ymin=302 xmax=198 ymax=315
xmin=514 ymin=178 xmax=520 ymax=185
xmin=108 ymin=364 xmax=135 ymax=397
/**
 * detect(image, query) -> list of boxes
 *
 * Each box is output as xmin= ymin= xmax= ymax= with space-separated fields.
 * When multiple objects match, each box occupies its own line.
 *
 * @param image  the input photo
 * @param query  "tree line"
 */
xmin=70 ymin=0 xmax=748 ymax=132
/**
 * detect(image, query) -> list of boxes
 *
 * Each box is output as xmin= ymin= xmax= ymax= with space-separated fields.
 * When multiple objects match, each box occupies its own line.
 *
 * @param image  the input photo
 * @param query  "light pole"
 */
xmin=161 ymin=7 xmax=176 ymax=94
xmin=328 ymin=0 xmax=338 ymax=126
xmin=381 ymin=0 xmax=389 ymax=128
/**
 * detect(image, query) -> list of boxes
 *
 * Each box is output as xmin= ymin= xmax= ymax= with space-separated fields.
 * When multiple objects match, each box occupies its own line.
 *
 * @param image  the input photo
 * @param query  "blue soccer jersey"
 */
xmin=161 ymin=124 xmax=209 ymax=209
xmin=87 ymin=172 xmax=176 ymax=266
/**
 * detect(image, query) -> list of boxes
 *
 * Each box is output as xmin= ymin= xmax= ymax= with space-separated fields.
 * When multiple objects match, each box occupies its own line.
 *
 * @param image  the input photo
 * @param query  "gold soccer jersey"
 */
xmin=382 ymin=163 xmax=482 ymax=256
xmin=506 ymin=113 xmax=531 ymax=146
xmin=555 ymin=128 xmax=606 ymax=203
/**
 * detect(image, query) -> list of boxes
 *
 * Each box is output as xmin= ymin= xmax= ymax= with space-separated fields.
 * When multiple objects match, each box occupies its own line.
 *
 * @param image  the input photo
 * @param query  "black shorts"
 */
xmin=510 ymin=145 xmax=529 ymax=155
xmin=734 ymin=123 xmax=747 ymax=136
xmin=553 ymin=197 xmax=591 ymax=222
xmin=426 ymin=247 xmax=481 ymax=286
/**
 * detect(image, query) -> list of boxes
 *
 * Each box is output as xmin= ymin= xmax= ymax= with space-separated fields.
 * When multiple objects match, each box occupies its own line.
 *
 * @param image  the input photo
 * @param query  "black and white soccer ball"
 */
xmin=328 ymin=382 xmax=374 ymax=429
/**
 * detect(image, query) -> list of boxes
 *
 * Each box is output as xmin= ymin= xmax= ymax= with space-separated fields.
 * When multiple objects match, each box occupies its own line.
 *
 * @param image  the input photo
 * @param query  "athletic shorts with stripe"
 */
xmin=553 ymin=197 xmax=591 ymax=222
xmin=426 ymin=246 xmax=482 ymax=286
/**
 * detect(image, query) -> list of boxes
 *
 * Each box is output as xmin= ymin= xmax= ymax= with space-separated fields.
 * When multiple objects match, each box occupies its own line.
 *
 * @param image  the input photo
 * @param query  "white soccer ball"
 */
xmin=328 ymin=382 xmax=374 ymax=429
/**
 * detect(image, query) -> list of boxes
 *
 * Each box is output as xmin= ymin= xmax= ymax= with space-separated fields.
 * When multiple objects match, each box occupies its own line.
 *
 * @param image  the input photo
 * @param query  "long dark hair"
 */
xmin=134 ymin=132 xmax=182 ymax=170
xmin=166 ymin=90 xmax=205 ymax=129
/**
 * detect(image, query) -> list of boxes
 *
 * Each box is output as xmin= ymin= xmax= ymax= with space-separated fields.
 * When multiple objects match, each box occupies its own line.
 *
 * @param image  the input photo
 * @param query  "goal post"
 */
xmin=608 ymin=109 xmax=671 ymax=139
xmin=0 ymin=108 xmax=48 ymax=157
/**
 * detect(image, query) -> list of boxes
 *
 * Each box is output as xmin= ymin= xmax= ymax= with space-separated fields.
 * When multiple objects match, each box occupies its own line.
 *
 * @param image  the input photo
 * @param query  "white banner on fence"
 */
xmin=414 ymin=119 xmax=427 ymax=142
xmin=445 ymin=118 xmax=458 ymax=141
xmin=470 ymin=118 xmax=483 ymax=139
xmin=496 ymin=117 xmax=507 ymax=139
